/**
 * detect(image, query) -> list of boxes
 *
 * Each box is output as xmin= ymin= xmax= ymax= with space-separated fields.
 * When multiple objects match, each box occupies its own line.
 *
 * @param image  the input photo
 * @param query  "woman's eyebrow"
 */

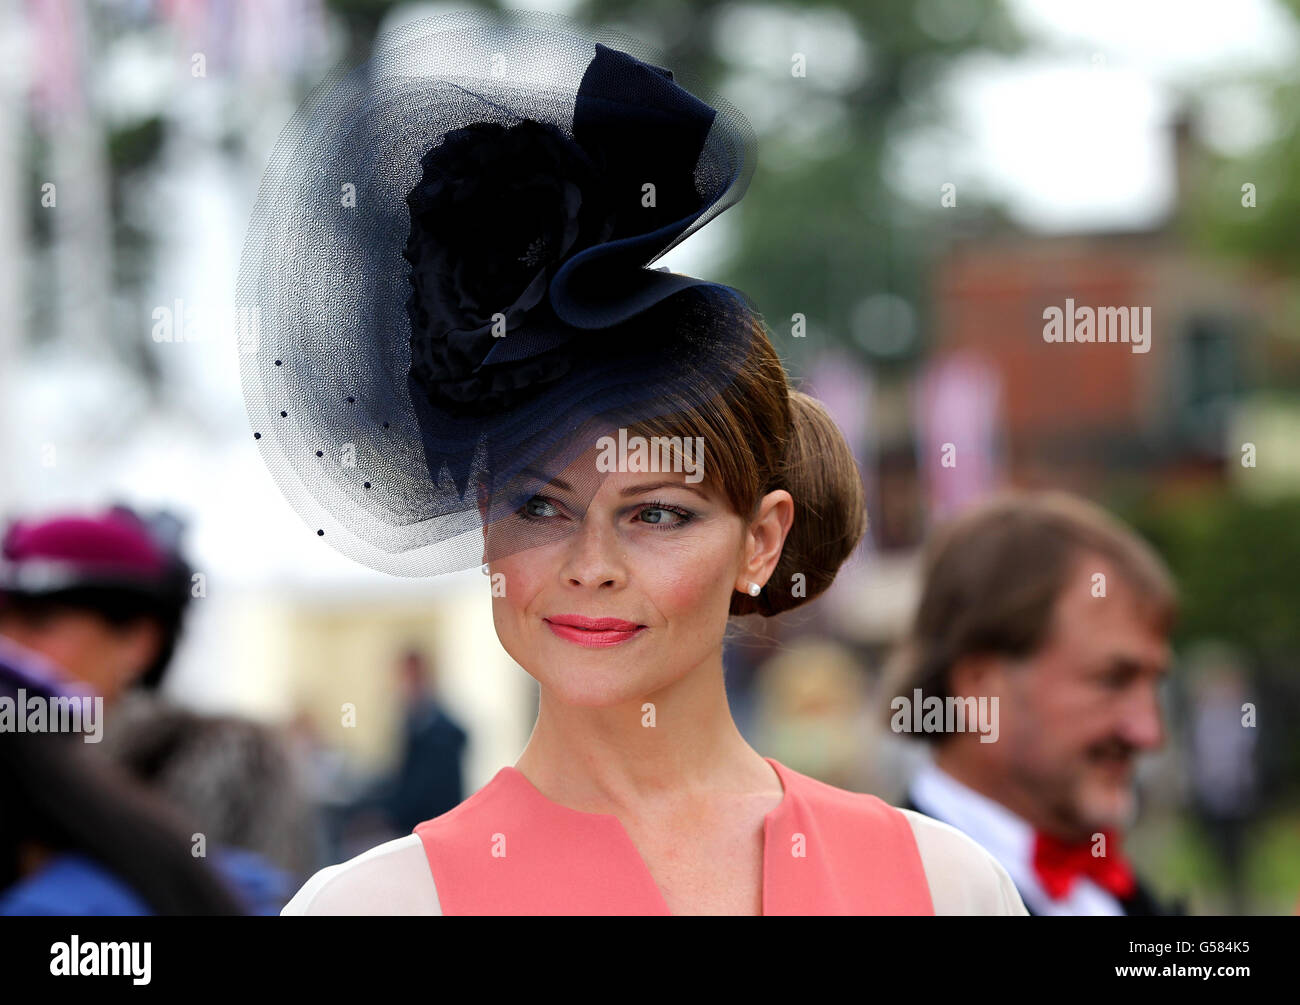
xmin=518 ymin=470 xmax=573 ymax=492
xmin=516 ymin=472 xmax=709 ymax=500
xmin=619 ymin=480 xmax=709 ymax=499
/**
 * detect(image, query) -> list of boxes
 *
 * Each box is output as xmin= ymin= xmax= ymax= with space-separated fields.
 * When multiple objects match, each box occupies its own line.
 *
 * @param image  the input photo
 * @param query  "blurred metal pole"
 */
xmin=0 ymin=3 xmax=27 ymax=516
xmin=48 ymin=2 xmax=112 ymax=368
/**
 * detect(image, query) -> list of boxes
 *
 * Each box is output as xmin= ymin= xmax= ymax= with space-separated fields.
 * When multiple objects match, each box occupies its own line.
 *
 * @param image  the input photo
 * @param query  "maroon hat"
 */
xmin=0 ymin=506 xmax=172 ymax=596
xmin=0 ymin=506 xmax=193 ymax=691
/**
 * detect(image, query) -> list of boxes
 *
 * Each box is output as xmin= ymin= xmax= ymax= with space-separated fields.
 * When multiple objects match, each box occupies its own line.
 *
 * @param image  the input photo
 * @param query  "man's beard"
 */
xmin=1023 ymin=738 xmax=1141 ymax=837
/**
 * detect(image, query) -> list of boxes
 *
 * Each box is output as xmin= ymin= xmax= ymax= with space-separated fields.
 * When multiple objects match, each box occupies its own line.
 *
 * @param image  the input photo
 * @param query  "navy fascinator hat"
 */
xmin=237 ymin=9 xmax=761 ymax=576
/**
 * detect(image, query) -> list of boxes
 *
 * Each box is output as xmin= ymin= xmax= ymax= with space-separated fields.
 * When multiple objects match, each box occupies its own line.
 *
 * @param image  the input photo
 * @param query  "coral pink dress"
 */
xmin=413 ymin=756 xmax=935 ymax=915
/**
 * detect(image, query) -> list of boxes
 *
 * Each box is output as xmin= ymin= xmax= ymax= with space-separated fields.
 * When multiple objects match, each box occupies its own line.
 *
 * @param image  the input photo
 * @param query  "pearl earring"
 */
xmin=747 ymin=581 xmax=761 ymax=596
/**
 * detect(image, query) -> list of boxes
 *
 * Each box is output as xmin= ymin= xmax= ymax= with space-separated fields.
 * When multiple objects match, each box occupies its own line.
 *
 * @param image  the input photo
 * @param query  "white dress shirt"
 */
xmin=908 ymin=757 xmax=1125 ymax=916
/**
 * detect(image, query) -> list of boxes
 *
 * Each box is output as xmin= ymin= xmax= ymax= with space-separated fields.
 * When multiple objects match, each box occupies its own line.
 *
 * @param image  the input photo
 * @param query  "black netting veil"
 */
xmin=236 ymin=8 xmax=761 ymax=576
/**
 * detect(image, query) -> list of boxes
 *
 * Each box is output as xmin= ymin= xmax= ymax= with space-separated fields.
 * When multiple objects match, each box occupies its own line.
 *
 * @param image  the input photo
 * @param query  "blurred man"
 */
xmin=1185 ymin=645 xmax=1257 ymax=914
xmin=380 ymin=647 xmax=467 ymax=834
xmin=0 ymin=505 xmax=192 ymax=704
xmin=888 ymin=491 xmax=1183 ymax=915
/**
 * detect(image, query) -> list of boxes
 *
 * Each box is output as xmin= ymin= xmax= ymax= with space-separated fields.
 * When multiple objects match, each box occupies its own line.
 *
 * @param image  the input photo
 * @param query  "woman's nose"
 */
xmin=558 ymin=514 xmax=626 ymax=588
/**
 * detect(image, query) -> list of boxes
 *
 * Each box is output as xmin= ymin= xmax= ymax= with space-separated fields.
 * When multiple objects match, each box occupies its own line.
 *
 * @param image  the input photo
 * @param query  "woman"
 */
xmin=245 ymin=11 xmax=1026 ymax=915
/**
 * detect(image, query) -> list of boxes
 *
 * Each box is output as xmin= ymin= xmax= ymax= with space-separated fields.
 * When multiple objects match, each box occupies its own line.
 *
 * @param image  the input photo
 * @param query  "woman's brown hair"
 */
xmin=628 ymin=309 xmax=867 ymax=616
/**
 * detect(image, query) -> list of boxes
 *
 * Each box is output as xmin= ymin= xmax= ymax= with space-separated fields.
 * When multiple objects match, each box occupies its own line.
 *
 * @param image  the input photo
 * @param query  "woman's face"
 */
xmin=484 ymin=449 xmax=789 ymax=707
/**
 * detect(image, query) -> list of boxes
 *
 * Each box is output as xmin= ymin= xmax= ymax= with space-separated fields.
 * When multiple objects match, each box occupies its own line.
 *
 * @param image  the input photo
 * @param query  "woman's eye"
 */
xmin=519 ymin=495 xmax=560 ymax=519
xmin=517 ymin=496 xmax=692 ymax=528
xmin=636 ymin=505 xmax=690 ymax=528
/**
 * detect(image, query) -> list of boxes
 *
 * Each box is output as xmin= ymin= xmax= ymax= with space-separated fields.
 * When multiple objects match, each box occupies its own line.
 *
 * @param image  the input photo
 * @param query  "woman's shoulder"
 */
xmin=280 ymin=835 xmax=442 ymax=916
xmin=896 ymin=808 xmax=1028 ymax=916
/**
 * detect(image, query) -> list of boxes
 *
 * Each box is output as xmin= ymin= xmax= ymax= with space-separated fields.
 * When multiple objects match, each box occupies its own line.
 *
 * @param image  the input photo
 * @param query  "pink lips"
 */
xmin=544 ymin=614 xmax=646 ymax=648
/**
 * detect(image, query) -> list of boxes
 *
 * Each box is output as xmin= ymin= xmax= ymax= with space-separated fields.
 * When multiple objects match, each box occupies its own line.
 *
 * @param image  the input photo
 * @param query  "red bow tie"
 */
xmin=1032 ymin=829 xmax=1136 ymax=901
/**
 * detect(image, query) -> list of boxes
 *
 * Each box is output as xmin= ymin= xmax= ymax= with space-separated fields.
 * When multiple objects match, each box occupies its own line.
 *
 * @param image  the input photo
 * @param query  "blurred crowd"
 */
xmin=0 ymin=504 xmax=468 ymax=915
xmin=1 ymin=491 xmax=1293 ymax=916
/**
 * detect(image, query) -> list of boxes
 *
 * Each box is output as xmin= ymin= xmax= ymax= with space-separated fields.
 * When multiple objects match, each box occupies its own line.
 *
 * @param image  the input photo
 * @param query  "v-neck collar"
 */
xmin=499 ymin=756 xmax=793 ymax=916
xmin=413 ymin=755 xmax=935 ymax=914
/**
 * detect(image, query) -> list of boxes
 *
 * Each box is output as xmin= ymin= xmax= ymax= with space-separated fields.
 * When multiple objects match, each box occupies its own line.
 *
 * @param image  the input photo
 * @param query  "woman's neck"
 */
xmin=514 ymin=650 xmax=775 ymax=816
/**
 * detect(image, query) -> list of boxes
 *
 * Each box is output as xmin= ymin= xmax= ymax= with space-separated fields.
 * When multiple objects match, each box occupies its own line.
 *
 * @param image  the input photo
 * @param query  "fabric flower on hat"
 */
xmin=403 ymin=119 xmax=617 ymax=416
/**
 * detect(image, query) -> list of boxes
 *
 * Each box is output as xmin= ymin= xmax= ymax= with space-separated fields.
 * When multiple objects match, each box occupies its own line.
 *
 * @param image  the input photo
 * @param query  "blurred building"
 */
xmin=825 ymin=110 xmax=1300 ymax=686
xmin=921 ymin=111 xmax=1300 ymax=512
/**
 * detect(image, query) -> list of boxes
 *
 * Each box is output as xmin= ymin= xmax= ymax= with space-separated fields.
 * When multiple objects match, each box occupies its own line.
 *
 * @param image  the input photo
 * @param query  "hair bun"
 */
xmin=749 ymin=389 xmax=866 ymax=617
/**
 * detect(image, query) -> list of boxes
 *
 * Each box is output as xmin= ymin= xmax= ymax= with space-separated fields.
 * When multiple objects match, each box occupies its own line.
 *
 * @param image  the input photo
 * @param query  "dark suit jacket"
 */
xmin=386 ymin=700 xmax=468 ymax=834
xmin=899 ymin=796 xmax=1183 ymax=916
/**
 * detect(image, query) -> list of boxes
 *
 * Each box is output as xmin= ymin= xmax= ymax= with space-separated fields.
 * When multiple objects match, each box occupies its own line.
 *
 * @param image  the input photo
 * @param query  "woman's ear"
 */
xmin=736 ymin=489 xmax=794 ymax=593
